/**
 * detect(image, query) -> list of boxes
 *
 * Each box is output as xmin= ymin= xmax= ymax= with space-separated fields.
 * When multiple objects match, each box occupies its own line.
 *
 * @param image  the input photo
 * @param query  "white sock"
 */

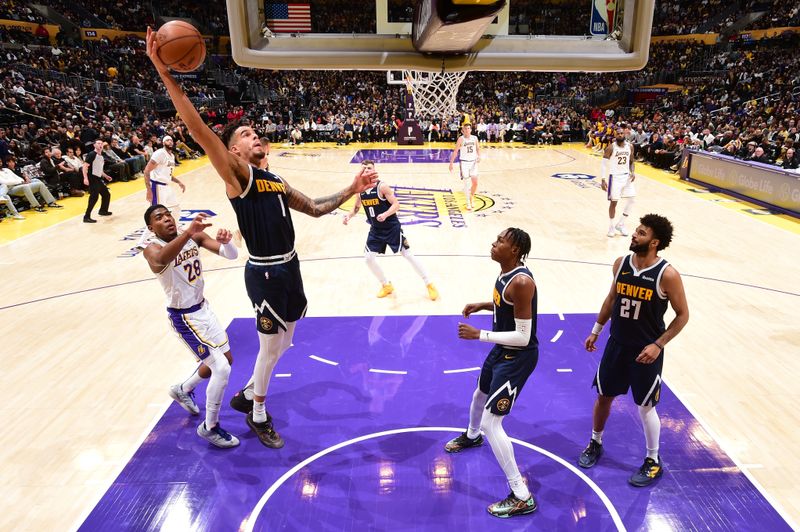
xmin=482 ymin=411 xmax=530 ymax=500
xmin=638 ymin=405 xmax=661 ymax=461
xmin=181 ymin=365 xmax=204 ymax=393
xmin=591 ymin=430 xmax=603 ymax=444
xmin=253 ymin=400 xmax=266 ymax=423
xmin=466 ymin=388 xmax=487 ymax=439
xmin=364 ymin=251 xmax=387 ymax=284
xmin=203 ymin=349 xmax=230 ymax=429
xmin=609 ymin=217 xmax=615 ymax=230
xmin=400 ymin=248 xmax=429 ymax=284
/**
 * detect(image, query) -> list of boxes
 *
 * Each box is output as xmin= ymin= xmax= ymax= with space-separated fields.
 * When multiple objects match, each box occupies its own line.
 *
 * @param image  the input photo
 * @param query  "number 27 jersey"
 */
xmin=610 ymin=254 xmax=669 ymax=347
xmin=154 ymin=236 xmax=204 ymax=309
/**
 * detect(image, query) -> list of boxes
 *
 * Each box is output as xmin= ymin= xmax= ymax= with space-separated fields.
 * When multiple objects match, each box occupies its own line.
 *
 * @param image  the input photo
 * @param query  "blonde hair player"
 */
xmin=449 ymin=122 xmax=481 ymax=211
xmin=342 ymin=159 xmax=439 ymax=301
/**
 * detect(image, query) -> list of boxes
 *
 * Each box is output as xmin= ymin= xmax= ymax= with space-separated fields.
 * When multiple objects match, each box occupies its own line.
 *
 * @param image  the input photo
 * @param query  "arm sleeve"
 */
xmin=217 ymin=241 xmax=238 ymax=260
xmin=478 ymin=319 xmax=532 ymax=347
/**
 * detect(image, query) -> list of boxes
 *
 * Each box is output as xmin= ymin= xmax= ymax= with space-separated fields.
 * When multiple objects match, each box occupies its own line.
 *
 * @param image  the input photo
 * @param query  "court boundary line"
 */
xmin=2 ymin=254 xmax=797 ymax=313
xmin=242 ymin=426 xmax=626 ymax=532
xmin=68 ymin=398 xmax=174 ymax=532
xmin=665 ymin=379 xmax=798 ymax=530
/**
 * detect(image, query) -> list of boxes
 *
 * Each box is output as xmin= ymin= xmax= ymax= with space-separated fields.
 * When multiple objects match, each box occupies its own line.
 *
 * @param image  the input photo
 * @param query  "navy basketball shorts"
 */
xmin=592 ymin=336 xmax=664 ymax=406
xmin=244 ymin=255 xmax=308 ymax=335
xmin=478 ymin=345 xmax=539 ymax=416
xmin=365 ymin=225 xmax=409 ymax=255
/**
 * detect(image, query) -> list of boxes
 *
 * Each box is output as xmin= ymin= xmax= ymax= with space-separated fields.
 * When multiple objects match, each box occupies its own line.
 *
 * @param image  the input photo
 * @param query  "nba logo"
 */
xmin=590 ymin=0 xmax=617 ymax=36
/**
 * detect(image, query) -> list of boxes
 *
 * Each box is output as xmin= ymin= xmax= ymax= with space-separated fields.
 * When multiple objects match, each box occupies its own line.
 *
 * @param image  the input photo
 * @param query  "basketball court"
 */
xmin=2 ymin=142 xmax=798 ymax=530
xmin=2 ymin=0 xmax=799 ymax=529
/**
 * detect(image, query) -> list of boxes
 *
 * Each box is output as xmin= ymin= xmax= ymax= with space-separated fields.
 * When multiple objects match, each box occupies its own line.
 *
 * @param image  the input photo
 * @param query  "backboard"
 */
xmin=227 ymin=0 xmax=654 ymax=73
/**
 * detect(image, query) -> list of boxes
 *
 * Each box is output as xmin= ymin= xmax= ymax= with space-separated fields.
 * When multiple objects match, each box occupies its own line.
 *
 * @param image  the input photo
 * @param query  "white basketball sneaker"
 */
xmin=197 ymin=422 xmax=240 ymax=448
xmin=615 ymin=223 xmax=629 ymax=236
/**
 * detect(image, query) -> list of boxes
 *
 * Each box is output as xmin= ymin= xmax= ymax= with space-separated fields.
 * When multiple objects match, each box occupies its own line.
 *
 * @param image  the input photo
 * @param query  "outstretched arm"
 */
xmin=285 ymin=167 xmax=377 ymax=218
xmin=145 ymin=27 xmax=249 ymax=197
xmin=143 ymin=213 xmax=212 ymax=273
xmin=194 ymin=227 xmax=238 ymax=260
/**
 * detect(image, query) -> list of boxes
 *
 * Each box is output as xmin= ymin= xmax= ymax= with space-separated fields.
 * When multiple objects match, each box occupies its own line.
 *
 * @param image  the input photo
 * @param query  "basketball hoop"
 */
xmin=399 ymin=70 xmax=468 ymax=120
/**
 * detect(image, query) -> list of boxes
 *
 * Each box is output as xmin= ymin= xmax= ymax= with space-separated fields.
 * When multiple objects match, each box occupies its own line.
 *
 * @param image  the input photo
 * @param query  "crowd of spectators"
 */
xmin=744 ymin=0 xmax=800 ymax=30
xmin=1 ymin=19 xmax=799 ymax=219
xmin=0 ymin=1 xmax=47 ymax=24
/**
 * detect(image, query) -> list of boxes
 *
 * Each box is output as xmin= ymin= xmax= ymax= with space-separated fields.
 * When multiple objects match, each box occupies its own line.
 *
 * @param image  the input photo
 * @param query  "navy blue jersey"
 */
xmin=492 ymin=265 xmax=538 ymax=349
xmin=360 ymin=182 xmax=399 ymax=233
xmin=229 ymin=166 xmax=295 ymax=260
xmin=610 ymin=254 xmax=670 ymax=347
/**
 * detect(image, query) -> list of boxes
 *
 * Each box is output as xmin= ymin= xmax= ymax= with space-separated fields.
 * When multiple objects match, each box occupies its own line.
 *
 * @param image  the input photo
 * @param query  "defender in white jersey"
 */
xmin=139 ymin=136 xmax=186 ymax=248
xmin=143 ymin=205 xmax=240 ymax=449
xmin=601 ymin=124 xmax=636 ymax=237
xmin=449 ymin=123 xmax=481 ymax=211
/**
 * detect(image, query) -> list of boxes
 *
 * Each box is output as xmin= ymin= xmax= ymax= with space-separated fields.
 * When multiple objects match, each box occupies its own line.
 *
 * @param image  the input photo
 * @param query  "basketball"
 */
xmin=156 ymin=21 xmax=206 ymax=72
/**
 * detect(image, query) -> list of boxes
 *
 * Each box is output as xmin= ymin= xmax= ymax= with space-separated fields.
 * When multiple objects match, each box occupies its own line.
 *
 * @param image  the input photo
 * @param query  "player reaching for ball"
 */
xmin=146 ymin=26 xmax=377 ymax=449
xmin=153 ymin=20 xmax=207 ymax=72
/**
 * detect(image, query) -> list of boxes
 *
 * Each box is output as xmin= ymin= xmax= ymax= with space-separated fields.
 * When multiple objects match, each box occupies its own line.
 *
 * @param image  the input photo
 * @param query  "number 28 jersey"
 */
xmin=154 ymin=235 xmax=204 ymax=309
xmin=610 ymin=254 xmax=670 ymax=347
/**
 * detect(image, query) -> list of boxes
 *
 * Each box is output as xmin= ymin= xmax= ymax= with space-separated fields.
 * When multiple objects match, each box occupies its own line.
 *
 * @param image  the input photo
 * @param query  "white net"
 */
xmin=403 ymin=70 xmax=468 ymax=120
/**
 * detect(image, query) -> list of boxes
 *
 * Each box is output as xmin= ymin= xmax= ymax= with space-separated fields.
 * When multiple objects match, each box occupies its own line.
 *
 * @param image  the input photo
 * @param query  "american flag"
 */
xmin=265 ymin=3 xmax=311 ymax=33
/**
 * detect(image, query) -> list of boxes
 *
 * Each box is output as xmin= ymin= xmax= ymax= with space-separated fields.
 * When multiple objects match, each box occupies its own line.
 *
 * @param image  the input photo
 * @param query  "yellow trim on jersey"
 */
xmin=181 ymin=314 xmax=228 ymax=348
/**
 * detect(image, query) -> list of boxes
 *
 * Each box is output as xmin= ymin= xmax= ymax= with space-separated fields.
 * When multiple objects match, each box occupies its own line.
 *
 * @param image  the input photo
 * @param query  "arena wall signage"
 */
xmin=682 ymin=150 xmax=800 ymax=218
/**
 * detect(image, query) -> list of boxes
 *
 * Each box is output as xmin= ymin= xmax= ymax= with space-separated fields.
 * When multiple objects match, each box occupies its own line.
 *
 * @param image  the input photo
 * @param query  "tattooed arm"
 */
xmin=284 ymin=168 xmax=377 ymax=218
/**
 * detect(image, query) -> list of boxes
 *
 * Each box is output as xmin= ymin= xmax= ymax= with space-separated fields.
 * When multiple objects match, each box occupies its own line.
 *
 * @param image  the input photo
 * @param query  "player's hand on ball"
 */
xmin=458 ymin=322 xmax=480 ymax=340
xmin=145 ymin=27 xmax=169 ymax=75
xmin=216 ymin=228 xmax=232 ymax=244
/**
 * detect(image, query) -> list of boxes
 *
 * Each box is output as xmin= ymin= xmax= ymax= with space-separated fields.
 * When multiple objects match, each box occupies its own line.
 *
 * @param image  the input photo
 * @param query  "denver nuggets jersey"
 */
xmin=493 ymin=265 xmax=538 ymax=350
xmin=610 ymin=254 xmax=670 ymax=347
xmin=360 ymin=182 xmax=399 ymax=232
xmin=459 ymin=135 xmax=478 ymax=162
xmin=229 ymin=166 xmax=295 ymax=261
xmin=609 ymin=141 xmax=633 ymax=175
xmin=154 ymin=236 xmax=204 ymax=309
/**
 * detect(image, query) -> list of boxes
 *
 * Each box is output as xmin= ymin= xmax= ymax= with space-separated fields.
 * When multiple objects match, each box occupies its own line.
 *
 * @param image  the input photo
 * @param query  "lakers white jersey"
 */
xmin=459 ymin=135 xmax=478 ymax=162
xmin=154 ymin=236 xmax=204 ymax=309
xmin=149 ymin=148 xmax=176 ymax=184
xmin=609 ymin=141 xmax=633 ymax=175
